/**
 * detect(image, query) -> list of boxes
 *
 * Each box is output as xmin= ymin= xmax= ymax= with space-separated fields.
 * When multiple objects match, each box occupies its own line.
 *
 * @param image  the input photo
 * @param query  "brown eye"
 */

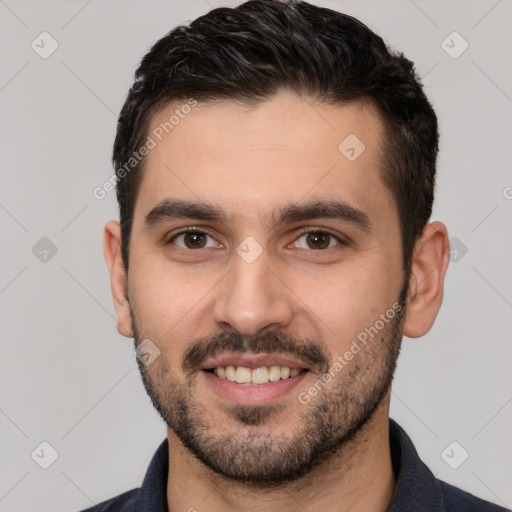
xmin=292 ymin=230 xmax=344 ymax=251
xmin=305 ymin=232 xmax=330 ymax=249
xmin=183 ymin=232 xmax=207 ymax=249
xmin=169 ymin=230 xmax=217 ymax=250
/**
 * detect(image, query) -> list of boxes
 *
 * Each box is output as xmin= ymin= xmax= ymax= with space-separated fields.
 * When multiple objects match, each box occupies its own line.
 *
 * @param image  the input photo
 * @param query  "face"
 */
xmin=124 ymin=90 xmax=408 ymax=483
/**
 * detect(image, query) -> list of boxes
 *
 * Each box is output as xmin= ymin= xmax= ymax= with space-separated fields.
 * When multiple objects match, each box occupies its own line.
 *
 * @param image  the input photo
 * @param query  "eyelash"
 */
xmin=166 ymin=226 xmax=347 ymax=250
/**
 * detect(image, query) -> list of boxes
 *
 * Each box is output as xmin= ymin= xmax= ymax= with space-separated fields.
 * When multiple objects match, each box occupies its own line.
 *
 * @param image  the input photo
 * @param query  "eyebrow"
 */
xmin=144 ymin=198 xmax=372 ymax=233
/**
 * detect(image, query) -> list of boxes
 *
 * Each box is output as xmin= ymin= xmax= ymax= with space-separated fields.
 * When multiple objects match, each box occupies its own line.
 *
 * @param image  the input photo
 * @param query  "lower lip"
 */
xmin=201 ymin=370 xmax=309 ymax=406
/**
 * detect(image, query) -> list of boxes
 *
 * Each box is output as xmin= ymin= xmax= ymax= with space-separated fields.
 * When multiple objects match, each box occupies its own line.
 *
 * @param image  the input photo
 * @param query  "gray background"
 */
xmin=1 ymin=0 xmax=511 ymax=510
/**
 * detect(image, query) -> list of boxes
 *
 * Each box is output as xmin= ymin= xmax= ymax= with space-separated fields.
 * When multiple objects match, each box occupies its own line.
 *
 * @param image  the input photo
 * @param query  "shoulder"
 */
xmin=77 ymin=488 xmax=140 ymax=512
xmin=439 ymin=480 xmax=510 ymax=512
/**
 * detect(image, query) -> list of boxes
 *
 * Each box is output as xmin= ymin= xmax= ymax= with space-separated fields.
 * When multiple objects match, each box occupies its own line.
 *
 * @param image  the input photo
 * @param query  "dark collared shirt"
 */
xmin=79 ymin=418 xmax=509 ymax=511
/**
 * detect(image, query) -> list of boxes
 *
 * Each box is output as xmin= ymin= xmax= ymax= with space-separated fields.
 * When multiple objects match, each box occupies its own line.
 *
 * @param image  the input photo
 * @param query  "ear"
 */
xmin=103 ymin=220 xmax=134 ymax=338
xmin=403 ymin=221 xmax=450 ymax=338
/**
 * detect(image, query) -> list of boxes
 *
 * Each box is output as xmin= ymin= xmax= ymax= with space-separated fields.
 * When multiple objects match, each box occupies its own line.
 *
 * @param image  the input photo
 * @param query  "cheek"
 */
xmin=129 ymin=258 xmax=218 ymax=353
xmin=295 ymin=263 xmax=397 ymax=347
xmin=129 ymin=260 xmax=190 ymax=333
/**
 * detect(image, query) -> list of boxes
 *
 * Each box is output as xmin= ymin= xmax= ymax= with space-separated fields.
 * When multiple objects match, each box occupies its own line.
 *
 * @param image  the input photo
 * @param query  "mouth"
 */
xmin=199 ymin=354 xmax=311 ymax=405
xmin=203 ymin=365 xmax=308 ymax=385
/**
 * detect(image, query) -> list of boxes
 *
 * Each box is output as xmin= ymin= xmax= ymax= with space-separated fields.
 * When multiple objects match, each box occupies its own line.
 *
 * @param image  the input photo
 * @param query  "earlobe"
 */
xmin=103 ymin=220 xmax=134 ymax=338
xmin=402 ymin=221 xmax=450 ymax=338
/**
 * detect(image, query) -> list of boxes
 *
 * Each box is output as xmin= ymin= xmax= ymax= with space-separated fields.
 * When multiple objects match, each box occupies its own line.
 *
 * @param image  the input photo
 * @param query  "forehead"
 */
xmin=134 ymin=90 xmax=395 ymax=230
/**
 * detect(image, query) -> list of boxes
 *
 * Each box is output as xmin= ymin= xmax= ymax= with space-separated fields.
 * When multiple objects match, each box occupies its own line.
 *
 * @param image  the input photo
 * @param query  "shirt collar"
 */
xmin=139 ymin=435 xmax=169 ymax=511
xmin=387 ymin=418 xmax=445 ymax=511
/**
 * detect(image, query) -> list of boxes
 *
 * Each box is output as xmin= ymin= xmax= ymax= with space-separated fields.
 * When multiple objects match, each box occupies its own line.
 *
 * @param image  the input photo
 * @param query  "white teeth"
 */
xmin=235 ymin=367 xmax=252 ymax=384
xmin=225 ymin=365 xmax=236 ymax=381
xmin=269 ymin=366 xmax=281 ymax=381
xmin=210 ymin=365 xmax=305 ymax=385
xmin=252 ymin=367 xmax=270 ymax=384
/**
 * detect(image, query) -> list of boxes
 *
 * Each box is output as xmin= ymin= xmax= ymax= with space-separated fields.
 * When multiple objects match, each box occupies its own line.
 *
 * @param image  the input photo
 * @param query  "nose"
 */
xmin=211 ymin=248 xmax=294 ymax=336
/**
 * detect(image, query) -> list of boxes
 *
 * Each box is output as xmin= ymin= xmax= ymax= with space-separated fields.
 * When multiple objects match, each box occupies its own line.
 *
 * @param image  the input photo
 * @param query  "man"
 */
xmin=83 ymin=0 xmax=508 ymax=510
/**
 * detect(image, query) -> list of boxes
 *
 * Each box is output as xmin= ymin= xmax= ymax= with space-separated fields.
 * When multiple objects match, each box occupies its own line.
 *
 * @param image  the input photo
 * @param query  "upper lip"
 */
xmin=200 ymin=353 xmax=310 ymax=371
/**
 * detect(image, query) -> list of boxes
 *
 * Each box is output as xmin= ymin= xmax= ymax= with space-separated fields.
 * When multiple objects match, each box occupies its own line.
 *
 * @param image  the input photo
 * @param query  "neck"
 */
xmin=166 ymin=391 xmax=395 ymax=512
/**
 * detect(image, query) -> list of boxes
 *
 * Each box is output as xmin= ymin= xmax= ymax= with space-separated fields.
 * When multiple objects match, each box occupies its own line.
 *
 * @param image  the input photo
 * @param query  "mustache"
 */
xmin=182 ymin=331 xmax=331 ymax=374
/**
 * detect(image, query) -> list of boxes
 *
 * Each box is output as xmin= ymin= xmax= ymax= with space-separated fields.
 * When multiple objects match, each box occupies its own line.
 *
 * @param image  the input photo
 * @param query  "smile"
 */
xmin=205 ymin=365 xmax=306 ymax=385
xmin=201 ymin=366 xmax=309 ymax=406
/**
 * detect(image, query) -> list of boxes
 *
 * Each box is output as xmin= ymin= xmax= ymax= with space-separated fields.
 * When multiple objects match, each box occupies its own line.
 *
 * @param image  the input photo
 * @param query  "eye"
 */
xmin=166 ymin=227 xmax=346 ymax=252
xmin=291 ymin=229 xmax=345 ymax=251
xmin=167 ymin=228 xmax=219 ymax=250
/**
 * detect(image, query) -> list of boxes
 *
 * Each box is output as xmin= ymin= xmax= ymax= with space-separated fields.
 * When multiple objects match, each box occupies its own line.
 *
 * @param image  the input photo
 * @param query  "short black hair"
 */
xmin=113 ymin=0 xmax=438 ymax=280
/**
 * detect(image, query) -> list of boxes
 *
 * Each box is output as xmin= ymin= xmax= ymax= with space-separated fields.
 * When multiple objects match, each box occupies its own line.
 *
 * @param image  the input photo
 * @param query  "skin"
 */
xmin=104 ymin=89 xmax=450 ymax=512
